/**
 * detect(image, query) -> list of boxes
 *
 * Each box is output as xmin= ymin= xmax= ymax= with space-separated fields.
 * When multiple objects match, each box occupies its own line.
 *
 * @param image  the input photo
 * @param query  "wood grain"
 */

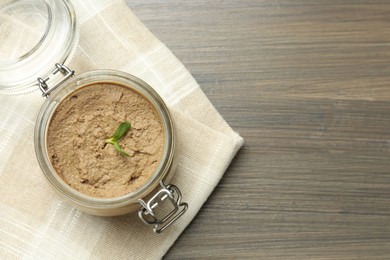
xmin=127 ymin=1 xmax=390 ymax=259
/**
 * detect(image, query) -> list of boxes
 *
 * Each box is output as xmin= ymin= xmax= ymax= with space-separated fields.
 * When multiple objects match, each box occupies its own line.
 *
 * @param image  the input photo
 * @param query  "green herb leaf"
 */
xmin=113 ymin=142 xmax=130 ymax=157
xmin=105 ymin=121 xmax=131 ymax=157
xmin=112 ymin=121 xmax=131 ymax=141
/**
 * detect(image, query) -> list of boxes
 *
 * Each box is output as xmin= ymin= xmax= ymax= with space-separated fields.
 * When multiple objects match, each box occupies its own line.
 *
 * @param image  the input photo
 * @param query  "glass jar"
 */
xmin=0 ymin=0 xmax=187 ymax=233
xmin=0 ymin=0 xmax=76 ymax=94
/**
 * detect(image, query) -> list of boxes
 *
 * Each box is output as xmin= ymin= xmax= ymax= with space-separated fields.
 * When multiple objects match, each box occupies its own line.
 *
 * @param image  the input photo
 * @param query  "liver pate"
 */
xmin=47 ymin=83 xmax=164 ymax=198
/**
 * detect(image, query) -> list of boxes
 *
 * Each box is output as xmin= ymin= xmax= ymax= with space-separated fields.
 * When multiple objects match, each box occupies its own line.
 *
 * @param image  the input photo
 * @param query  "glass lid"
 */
xmin=0 ymin=0 xmax=76 ymax=94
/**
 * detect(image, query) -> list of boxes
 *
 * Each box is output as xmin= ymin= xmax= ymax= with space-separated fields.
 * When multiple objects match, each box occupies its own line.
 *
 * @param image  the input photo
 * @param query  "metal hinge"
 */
xmin=38 ymin=63 xmax=74 ymax=97
xmin=138 ymin=181 xmax=188 ymax=233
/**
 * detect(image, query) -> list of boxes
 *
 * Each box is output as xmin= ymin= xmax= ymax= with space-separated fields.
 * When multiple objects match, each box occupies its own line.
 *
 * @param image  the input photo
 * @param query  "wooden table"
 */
xmin=128 ymin=1 xmax=390 ymax=258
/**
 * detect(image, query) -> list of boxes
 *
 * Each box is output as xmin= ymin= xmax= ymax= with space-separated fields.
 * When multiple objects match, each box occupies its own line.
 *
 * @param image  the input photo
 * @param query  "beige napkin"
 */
xmin=0 ymin=0 xmax=243 ymax=259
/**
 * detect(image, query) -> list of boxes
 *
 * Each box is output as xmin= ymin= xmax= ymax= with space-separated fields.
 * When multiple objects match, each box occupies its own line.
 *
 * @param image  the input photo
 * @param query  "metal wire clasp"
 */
xmin=138 ymin=181 xmax=188 ymax=233
xmin=38 ymin=63 xmax=74 ymax=97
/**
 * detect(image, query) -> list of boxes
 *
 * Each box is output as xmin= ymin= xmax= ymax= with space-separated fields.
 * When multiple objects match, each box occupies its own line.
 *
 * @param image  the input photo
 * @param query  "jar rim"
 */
xmin=0 ymin=0 xmax=77 ymax=94
xmin=34 ymin=70 xmax=176 ymax=210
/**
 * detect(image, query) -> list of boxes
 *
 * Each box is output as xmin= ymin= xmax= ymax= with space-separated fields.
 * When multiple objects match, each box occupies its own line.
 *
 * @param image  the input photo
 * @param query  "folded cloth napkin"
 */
xmin=0 ymin=0 xmax=243 ymax=259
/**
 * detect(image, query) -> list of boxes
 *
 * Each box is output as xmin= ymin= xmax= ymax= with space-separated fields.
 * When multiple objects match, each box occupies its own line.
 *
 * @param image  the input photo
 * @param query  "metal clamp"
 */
xmin=138 ymin=181 xmax=188 ymax=233
xmin=38 ymin=63 xmax=75 ymax=97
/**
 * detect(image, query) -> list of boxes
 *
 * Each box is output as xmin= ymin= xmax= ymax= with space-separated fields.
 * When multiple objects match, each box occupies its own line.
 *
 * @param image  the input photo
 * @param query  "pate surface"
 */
xmin=47 ymin=83 xmax=164 ymax=198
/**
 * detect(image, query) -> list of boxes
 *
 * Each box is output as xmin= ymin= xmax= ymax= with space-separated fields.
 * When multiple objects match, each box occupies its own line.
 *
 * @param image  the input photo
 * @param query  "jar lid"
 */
xmin=0 ymin=0 xmax=76 ymax=94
